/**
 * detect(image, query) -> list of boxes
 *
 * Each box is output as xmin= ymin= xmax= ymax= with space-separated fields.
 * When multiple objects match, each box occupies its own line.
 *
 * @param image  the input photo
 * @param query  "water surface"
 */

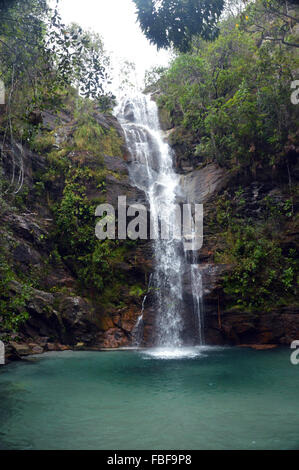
xmin=0 ymin=347 xmax=298 ymax=450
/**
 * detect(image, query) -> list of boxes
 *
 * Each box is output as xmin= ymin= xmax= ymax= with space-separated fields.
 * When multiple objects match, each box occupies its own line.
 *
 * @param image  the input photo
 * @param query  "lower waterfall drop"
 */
xmin=116 ymin=92 xmax=204 ymax=348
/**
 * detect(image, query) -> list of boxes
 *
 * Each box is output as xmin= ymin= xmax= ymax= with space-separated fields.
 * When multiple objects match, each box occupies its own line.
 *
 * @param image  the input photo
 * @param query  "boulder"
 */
xmin=28 ymin=343 xmax=44 ymax=354
xmin=5 ymin=214 xmax=47 ymax=245
xmin=96 ymin=328 xmax=129 ymax=349
xmin=9 ymin=342 xmax=31 ymax=356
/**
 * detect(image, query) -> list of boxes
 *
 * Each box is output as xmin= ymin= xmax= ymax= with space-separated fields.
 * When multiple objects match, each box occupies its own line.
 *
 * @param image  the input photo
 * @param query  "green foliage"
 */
xmin=0 ymin=0 xmax=115 ymax=200
xmin=158 ymin=21 xmax=299 ymax=169
xmin=239 ymin=0 xmax=299 ymax=49
xmin=144 ymin=66 xmax=167 ymax=89
xmin=0 ymin=0 xmax=114 ymax=109
xmin=0 ymin=250 xmax=31 ymax=332
xmin=54 ymin=168 xmax=95 ymax=244
xmin=213 ymin=188 xmax=298 ymax=311
xmin=133 ymin=0 xmax=224 ymax=52
xmin=129 ymin=285 xmax=146 ymax=298
xmin=100 ymin=282 xmax=126 ymax=310
xmin=30 ymin=131 xmax=56 ymax=154
xmin=14 ymin=185 xmax=30 ymax=210
xmin=34 ymin=181 xmax=46 ymax=198
xmin=219 ymin=225 xmax=298 ymax=310
xmin=74 ymin=121 xmax=106 ymax=157
xmin=52 ymin=168 xmax=132 ymax=295
xmin=74 ymin=114 xmax=123 ymax=158
xmin=52 ymin=22 xmax=113 ymax=106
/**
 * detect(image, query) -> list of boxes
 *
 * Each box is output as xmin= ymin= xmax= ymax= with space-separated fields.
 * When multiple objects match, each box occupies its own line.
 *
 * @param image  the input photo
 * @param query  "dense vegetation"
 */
xmin=0 ymin=0 xmax=129 ymax=334
xmin=153 ymin=0 xmax=298 ymax=312
xmin=156 ymin=5 xmax=298 ymax=171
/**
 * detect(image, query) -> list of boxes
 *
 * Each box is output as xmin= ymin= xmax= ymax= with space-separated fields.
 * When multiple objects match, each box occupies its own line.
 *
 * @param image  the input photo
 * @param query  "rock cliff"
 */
xmin=0 ymin=96 xmax=152 ymax=360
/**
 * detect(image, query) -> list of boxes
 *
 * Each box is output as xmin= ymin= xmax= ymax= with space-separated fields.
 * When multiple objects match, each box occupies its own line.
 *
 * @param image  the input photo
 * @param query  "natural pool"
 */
xmin=0 ymin=346 xmax=298 ymax=450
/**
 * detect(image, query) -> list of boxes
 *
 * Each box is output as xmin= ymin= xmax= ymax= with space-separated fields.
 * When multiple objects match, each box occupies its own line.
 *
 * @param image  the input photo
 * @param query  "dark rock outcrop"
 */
xmin=180 ymin=164 xmax=230 ymax=204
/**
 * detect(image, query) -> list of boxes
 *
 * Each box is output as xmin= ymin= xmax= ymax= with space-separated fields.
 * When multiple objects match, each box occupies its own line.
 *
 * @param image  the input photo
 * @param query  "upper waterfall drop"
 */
xmin=115 ymin=92 xmax=204 ymax=348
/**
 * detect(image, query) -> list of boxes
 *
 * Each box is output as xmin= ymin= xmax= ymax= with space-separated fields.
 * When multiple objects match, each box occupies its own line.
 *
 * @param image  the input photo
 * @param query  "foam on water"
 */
xmin=142 ymin=346 xmax=218 ymax=360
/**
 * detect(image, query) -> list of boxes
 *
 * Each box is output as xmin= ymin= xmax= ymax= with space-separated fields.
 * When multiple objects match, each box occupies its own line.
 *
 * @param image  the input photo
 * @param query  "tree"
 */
xmin=0 ymin=0 xmax=113 ymax=198
xmin=47 ymin=21 xmax=112 ymax=105
xmin=240 ymin=0 xmax=299 ymax=48
xmin=132 ymin=0 xmax=225 ymax=52
xmin=0 ymin=0 xmax=113 ymax=108
xmin=144 ymin=65 xmax=167 ymax=88
xmin=115 ymin=60 xmax=137 ymax=92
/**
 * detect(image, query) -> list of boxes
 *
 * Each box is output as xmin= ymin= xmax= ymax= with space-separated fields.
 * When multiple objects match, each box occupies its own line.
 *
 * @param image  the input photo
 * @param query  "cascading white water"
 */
xmin=116 ymin=92 xmax=204 ymax=348
xmin=184 ymin=197 xmax=205 ymax=346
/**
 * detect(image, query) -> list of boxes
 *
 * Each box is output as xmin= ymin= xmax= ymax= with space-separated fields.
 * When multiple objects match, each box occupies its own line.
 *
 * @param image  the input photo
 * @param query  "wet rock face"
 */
xmin=6 ymin=270 xmax=148 ymax=354
xmin=204 ymin=304 xmax=299 ymax=347
xmin=123 ymin=102 xmax=135 ymax=123
xmin=5 ymin=214 xmax=47 ymax=246
xmin=20 ymin=287 xmax=95 ymax=345
xmin=96 ymin=328 xmax=129 ymax=349
xmin=141 ymin=307 xmax=156 ymax=346
xmin=194 ymin=262 xmax=299 ymax=347
xmin=13 ymin=243 xmax=41 ymax=266
xmin=180 ymin=164 xmax=229 ymax=204
xmin=104 ymin=157 xmax=147 ymax=208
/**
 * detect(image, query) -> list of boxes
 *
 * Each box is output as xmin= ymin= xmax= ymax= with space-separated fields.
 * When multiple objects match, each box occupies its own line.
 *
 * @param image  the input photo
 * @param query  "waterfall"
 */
xmin=184 ymin=199 xmax=205 ymax=346
xmin=131 ymin=273 xmax=152 ymax=347
xmin=115 ymin=92 xmax=204 ymax=348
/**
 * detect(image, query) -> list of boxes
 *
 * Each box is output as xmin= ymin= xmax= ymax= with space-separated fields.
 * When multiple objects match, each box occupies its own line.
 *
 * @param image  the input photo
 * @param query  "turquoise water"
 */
xmin=0 ymin=346 xmax=298 ymax=450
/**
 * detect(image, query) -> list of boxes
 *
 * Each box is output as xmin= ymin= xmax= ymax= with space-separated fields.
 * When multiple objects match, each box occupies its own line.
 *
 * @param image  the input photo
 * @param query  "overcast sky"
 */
xmin=57 ymin=0 xmax=171 ymax=87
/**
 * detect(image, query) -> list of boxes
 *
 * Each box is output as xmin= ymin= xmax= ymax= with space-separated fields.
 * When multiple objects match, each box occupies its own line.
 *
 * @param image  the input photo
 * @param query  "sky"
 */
xmin=57 ymin=0 xmax=172 ymax=88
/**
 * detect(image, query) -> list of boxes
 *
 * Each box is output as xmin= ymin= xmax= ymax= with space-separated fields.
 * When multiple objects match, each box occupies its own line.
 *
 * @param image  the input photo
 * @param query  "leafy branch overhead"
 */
xmin=0 ymin=0 xmax=114 ymax=109
xmin=47 ymin=16 xmax=114 ymax=105
xmin=132 ymin=0 xmax=225 ymax=52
